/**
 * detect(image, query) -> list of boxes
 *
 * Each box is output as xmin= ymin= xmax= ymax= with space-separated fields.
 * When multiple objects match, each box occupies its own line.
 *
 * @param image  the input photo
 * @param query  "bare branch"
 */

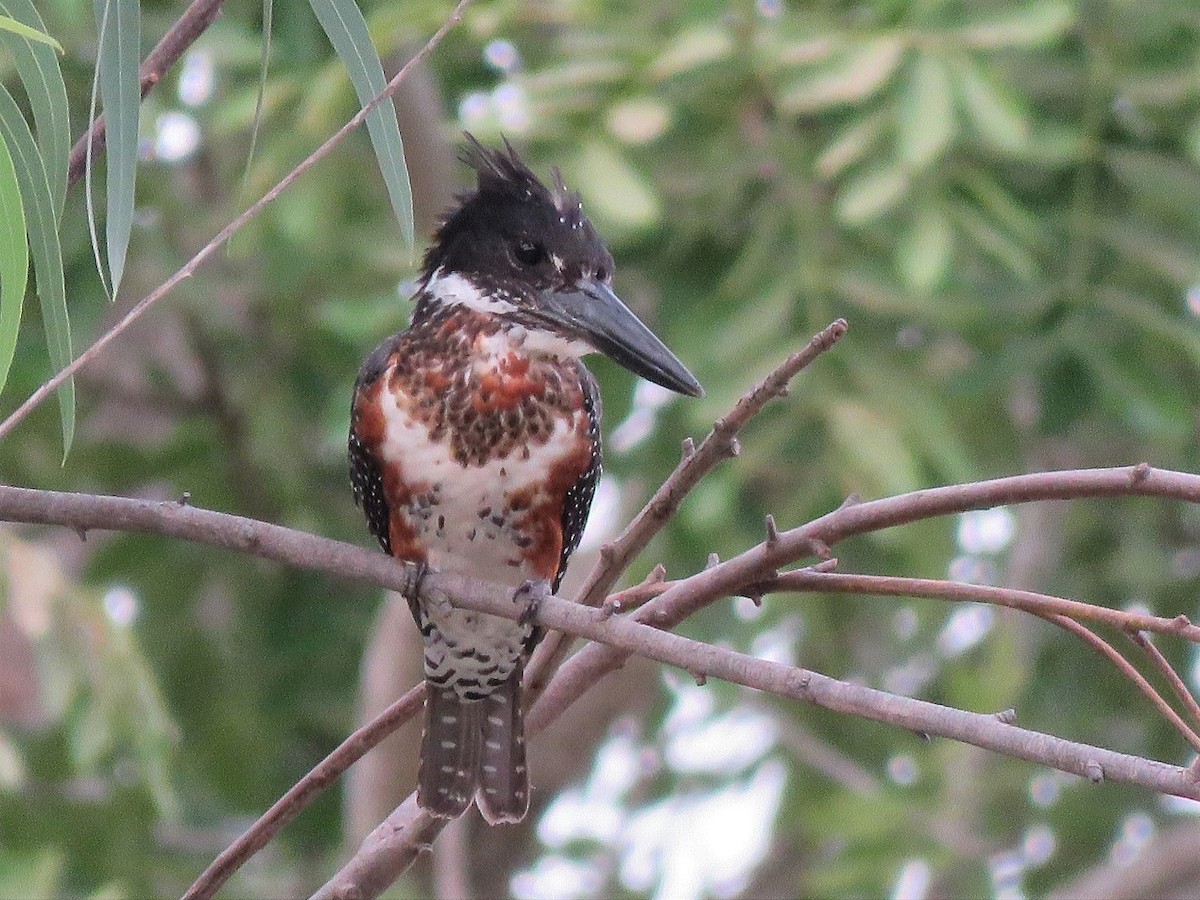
xmin=68 ymin=0 xmax=227 ymax=188
xmin=183 ymin=685 xmax=424 ymax=900
xmin=1129 ymin=630 xmax=1200 ymax=730
xmin=0 ymin=0 xmax=473 ymax=443
xmin=9 ymin=465 xmax=1200 ymax=892
xmin=767 ymin=571 xmax=1200 ymax=643
xmin=1046 ymin=615 xmax=1200 ymax=752
xmin=526 ymin=464 xmax=1200 ymax=731
xmin=525 ymin=319 xmax=849 ymax=695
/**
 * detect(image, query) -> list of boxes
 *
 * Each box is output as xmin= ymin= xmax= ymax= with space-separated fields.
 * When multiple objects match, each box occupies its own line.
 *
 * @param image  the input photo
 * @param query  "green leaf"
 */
xmin=956 ymin=1 xmax=1074 ymax=50
xmin=828 ymin=400 xmax=922 ymax=497
xmin=93 ymin=0 xmax=140 ymax=297
xmin=308 ymin=0 xmax=414 ymax=252
xmin=1105 ymin=147 xmax=1200 ymax=220
xmin=952 ymin=56 xmax=1030 ymax=152
xmin=0 ymin=13 xmax=62 ymax=51
xmin=835 ymin=163 xmax=910 ymax=225
xmin=816 ymin=111 xmax=887 ymax=179
xmin=951 ymin=198 xmax=1036 ymax=280
xmin=780 ymin=37 xmax=905 ymax=114
xmin=0 ymin=0 xmax=70 ymax=222
xmin=650 ymin=24 xmax=733 ymax=80
xmin=0 ymin=130 xmax=27 ymax=394
xmin=0 ymin=86 xmax=73 ymax=457
xmin=897 ymin=203 xmax=952 ymax=294
xmin=567 ymin=141 xmax=660 ymax=238
xmin=237 ymin=0 xmax=273 ymax=203
xmin=897 ymin=52 xmax=955 ymax=169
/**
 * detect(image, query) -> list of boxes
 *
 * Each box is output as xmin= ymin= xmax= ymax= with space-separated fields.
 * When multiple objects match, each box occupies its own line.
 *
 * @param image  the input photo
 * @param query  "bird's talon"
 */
xmin=515 ymin=579 xmax=551 ymax=627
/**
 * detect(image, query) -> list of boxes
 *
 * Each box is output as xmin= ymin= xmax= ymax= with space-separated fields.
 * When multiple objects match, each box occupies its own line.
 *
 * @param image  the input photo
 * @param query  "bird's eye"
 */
xmin=514 ymin=241 xmax=547 ymax=267
xmin=595 ymin=265 xmax=608 ymax=282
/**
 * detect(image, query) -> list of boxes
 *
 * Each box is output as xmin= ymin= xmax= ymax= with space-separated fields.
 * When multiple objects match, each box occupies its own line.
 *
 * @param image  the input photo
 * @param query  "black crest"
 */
xmin=420 ymin=134 xmax=600 ymax=283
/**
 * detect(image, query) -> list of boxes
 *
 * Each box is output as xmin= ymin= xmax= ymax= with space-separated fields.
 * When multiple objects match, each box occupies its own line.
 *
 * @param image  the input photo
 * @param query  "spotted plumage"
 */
xmin=349 ymin=136 xmax=700 ymax=825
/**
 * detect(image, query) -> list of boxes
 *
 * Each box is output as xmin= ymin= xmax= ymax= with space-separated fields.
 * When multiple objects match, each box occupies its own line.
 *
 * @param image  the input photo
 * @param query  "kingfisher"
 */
xmin=348 ymin=136 xmax=702 ymax=824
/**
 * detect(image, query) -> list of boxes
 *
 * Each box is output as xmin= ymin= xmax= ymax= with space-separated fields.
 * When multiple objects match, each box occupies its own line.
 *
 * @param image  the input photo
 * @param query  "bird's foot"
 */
xmin=404 ymin=561 xmax=453 ymax=617
xmin=514 ymin=578 xmax=551 ymax=627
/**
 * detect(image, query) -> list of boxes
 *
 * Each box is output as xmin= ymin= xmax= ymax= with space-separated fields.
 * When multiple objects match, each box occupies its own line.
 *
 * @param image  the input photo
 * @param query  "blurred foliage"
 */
xmin=3 ymin=0 xmax=1200 ymax=897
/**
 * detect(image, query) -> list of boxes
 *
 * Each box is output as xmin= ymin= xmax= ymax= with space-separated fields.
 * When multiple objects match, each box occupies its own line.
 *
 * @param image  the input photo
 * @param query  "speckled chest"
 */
xmin=351 ymin=307 xmax=600 ymax=587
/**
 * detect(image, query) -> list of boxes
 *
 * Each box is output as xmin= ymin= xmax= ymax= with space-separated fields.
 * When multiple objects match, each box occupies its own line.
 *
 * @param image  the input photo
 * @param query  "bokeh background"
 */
xmin=4 ymin=0 xmax=1200 ymax=897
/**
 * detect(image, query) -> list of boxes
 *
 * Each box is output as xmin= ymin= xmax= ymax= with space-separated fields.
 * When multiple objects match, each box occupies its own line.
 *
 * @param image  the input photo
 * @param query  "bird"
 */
xmin=348 ymin=136 xmax=702 ymax=825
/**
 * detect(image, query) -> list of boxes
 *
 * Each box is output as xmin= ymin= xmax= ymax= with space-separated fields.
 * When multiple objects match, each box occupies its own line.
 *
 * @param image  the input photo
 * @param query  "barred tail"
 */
xmin=417 ymin=672 xmax=530 ymax=823
xmin=475 ymin=668 xmax=530 ymax=825
xmin=418 ymin=684 xmax=482 ymax=819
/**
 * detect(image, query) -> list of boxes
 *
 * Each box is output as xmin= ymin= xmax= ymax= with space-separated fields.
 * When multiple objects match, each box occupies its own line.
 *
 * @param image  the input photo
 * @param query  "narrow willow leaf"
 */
xmin=0 ymin=86 xmax=73 ymax=457
xmin=1098 ymin=216 xmax=1200 ymax=286
xmin=649 ymin=24 xmax=733 ymax=80
xmin=956 ymin=1 xmax=1073 ymax=50
xmin=237 ymin=0 xmax=273 ymax=201
xmin=958 ymin=172 xmax=1045 ymax=247
xmin=816 ymin=111 xmax=887 ymax=179
xmin=0 ymin=130 xmax=28 ymax=392
xmin=897 ymin=203 xmax=952 ymax=294
xmin=0 ymin=0 xmax=70 ymax=221
xmin=897 ymin=52 xmax=955 ymax=168
xmin=0 ymin=13 xmax=62 ymax=51
xmin=93 ymin=0 xmax=140 ymax=297
xmin=952 ymin=56 xmax=1030 ymax=152
xmin=308 ymin=0 xmax=414 ymax=251
xmin=951 ymin=198 xmax=1036 ymax=280
xmin=835 ymin=163 xmax=910 ymax=225
xmin=779 ymin=37 xmax=905 ymax=114
xmin=828 ymin=400 xmax=922 ymax=496
xmin=1106 ymin=147 xmax=1200 ymax=220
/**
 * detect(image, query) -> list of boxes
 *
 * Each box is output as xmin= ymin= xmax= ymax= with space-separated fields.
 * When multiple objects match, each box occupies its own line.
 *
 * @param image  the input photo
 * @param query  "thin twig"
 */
xmin=68 ymin=0 xmax=227 ymax=187
xmin=525 ymin=319 xmax=849 ymax=696
xmin=0 ymin=0 xmax=473 ymax=443
xmin=7 ymin=465 xmax=1200 ymax=890
xmin=526 ymin=464 xmax=1200 ymax=732
xmin=1128 ymin=630 xmax=1200 ymax=730
xmin=317 ymin=575 xmax=1200 ymax=897
xmin=766 ymin=571 xmax=1200 ymax=644
xmin=183 ymin=686 xmax=424 ymax=900
xmin=1048 ymin=615 xmax=1200 ymax=752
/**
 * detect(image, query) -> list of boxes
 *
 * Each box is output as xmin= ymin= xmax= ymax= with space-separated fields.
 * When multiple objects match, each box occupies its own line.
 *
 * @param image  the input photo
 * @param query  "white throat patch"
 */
xmin=425 ymin=270 xmax=518 ymax=316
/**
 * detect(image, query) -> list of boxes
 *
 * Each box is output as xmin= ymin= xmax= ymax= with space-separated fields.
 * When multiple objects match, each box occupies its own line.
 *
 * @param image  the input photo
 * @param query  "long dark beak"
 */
xmin=536 ymin=279 xmax=704 ymax=397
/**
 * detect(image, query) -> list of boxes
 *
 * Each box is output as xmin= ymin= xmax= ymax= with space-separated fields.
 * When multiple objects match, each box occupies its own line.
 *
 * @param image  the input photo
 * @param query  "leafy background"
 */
xmin=3 ymin=0 xmax=1200 ymax=897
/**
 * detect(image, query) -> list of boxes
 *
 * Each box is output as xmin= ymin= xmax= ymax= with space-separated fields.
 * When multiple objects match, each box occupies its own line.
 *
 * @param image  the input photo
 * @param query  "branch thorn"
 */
xmin=994 ymin=708 xmax=1017 ymax=724
xmin=807 ymin=557 xmax=839 ymax=573
xmin=680 ymin=437 xmax=696 ymax=460
xmin=1130 ymin=462 xmax=1151 ymax=484
xmin=764 ymin=514 xmax=780 ymax=546
xmin=691 ymin=671 xmax=707 ymax=686
xmin=706 ymin=552 xmax=720 ymax=570
xmin=838 ymin=492 xmax=862 ymax=509
xmin=1084 ymin=760 xmax=1104 ymax=783
xmin=178 ymin=491 xmax=192 ymax=506
xmin=645 ymin=563 xmax=667 ymax=585
xmin=75 ymin=526 xmax=87 ymax=542
xmin=598 ymin=543 xmax=617 ymax=563
xmin=727 ymin=436 xmax=741 ymax=458
xmin=599 ymin=598 xmax=620 ymax=619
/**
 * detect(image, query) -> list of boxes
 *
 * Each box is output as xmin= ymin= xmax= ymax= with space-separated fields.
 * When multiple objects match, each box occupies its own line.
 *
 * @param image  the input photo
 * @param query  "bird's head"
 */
xmin=418 ymin=136 xmax=703 ymax=398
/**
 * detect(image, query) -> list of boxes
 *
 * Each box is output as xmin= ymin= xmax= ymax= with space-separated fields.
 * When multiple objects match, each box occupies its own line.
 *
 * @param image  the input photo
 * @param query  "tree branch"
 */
xmin=525 ymin=318 xmax=849 ymax=696
xmin=8 ymin=467 xmax=1200 ymax=894
xmin=67 ymin=0 xmax=227 ymax=188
